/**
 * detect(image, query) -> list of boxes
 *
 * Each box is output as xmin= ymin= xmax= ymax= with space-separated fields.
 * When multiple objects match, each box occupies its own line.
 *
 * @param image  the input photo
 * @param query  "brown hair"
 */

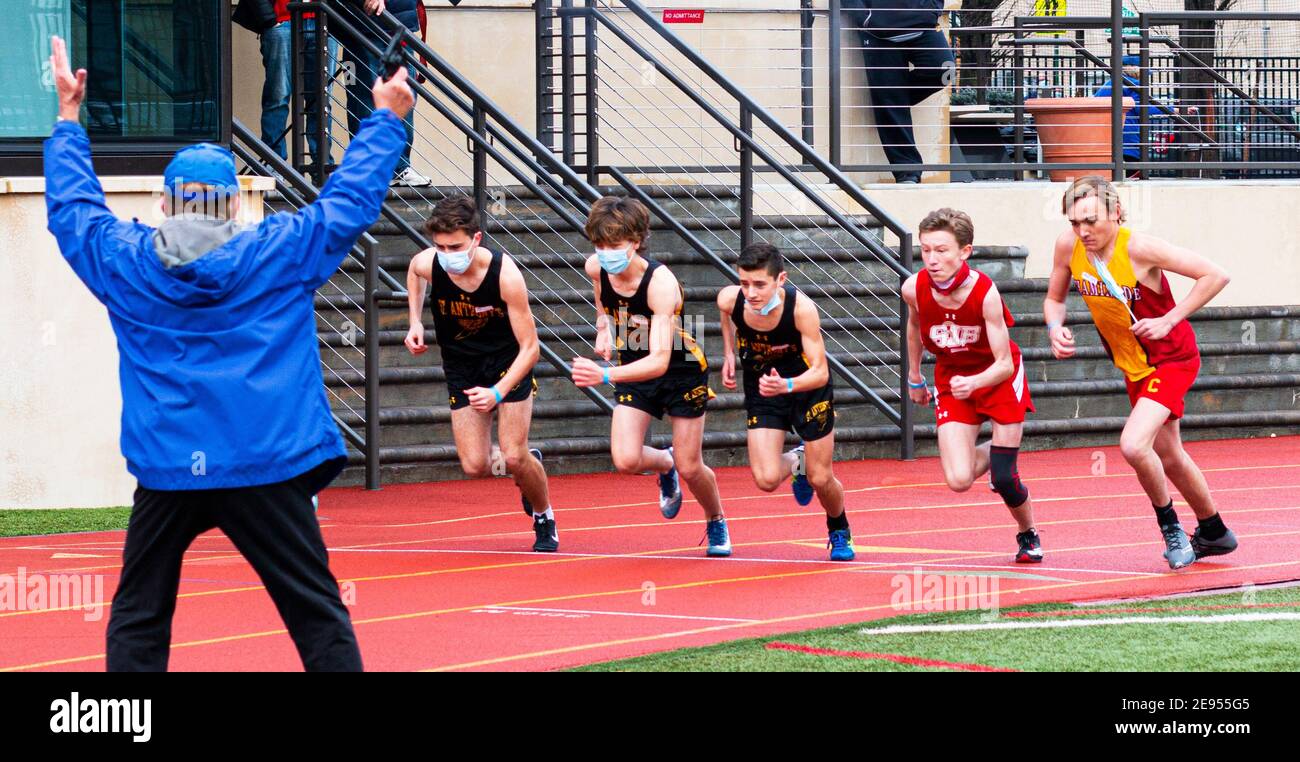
xmin=918 ymin=208 xmax=975 ymax=248
xmin=737 ymin=242 xmax=784 ymax=276
xmin=585 ymin=196 xmax=650 ymax=249
xmin=423 ymin=194 xmax=481 ymax=238
xmin=1061 ymin=175 xmax=1126 ymax=222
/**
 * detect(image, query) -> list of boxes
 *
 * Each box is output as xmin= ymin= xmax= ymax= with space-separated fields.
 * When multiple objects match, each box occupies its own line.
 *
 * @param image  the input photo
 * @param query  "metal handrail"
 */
xmin=316 ymin=0 xmax=904 ymax=427
xmin=552 ymin=0 xmax=916 ymax=457
xmin=309 ymin=0 xmax=617 ymax=417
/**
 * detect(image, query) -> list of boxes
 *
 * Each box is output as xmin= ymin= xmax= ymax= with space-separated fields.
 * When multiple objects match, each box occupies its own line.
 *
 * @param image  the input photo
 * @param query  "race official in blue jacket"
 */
xmin=43 ymin=35 xmax=412 ymax=672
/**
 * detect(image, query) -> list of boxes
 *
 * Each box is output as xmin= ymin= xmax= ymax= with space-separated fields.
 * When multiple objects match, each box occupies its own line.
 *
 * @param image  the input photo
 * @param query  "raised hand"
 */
xmin=49 ymin=36 xmax=86 ymax=122
xmin=371 ymin=66 xmax=414 ymax=119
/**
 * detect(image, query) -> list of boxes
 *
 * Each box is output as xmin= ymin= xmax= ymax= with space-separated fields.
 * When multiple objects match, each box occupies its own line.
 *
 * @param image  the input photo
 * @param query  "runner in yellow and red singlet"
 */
xmin=1045 ymin=176 xmax=1238 ymax=570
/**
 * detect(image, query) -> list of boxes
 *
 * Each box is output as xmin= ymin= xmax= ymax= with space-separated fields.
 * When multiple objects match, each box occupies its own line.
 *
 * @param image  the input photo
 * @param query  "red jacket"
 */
xmin=275 ymin=0 xmax=313 ymax=23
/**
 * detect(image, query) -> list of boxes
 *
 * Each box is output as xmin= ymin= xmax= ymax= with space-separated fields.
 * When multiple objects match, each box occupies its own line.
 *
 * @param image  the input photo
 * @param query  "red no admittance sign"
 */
xmin=662 ymin=9 xmax=705 ymax=23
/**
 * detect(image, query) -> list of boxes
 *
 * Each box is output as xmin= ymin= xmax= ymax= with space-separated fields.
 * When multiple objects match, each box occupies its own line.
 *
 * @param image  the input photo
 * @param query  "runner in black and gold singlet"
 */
xmin=571 ymin=196 xmax=732 ymax=557
xmin=428 ymin=246 xmax=536 ymax=410
xmin=405 ymin=196 xmax=558 ymax=553
xmin=718 ymin=243 xmax=850 ymax=561
xmin=598 ymin=259 xmax=711 ymax=418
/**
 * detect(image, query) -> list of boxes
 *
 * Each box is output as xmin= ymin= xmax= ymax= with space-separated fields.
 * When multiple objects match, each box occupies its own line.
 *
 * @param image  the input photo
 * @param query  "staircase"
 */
xmin=297 ymin=185 xmax=1300 ymax=486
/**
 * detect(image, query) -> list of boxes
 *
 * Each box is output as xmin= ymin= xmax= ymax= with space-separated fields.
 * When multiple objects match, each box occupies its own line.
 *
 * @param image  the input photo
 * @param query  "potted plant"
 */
xmin=1025 ymin=96 xmax=1135 ymax=182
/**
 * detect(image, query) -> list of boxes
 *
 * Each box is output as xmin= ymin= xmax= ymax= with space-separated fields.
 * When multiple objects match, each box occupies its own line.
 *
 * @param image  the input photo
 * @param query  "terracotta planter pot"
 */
xmin=1025 ymin=97 xmax=1135 ymax=182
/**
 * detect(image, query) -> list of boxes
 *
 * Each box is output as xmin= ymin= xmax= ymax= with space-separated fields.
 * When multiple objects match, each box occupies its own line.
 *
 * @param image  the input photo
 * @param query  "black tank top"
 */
xmin=599 ymin=259 xmax=708 ymax=374
xmin=428 ymin=248 xmax=518 ymax=364
xmin=731 ymin=284 xmax=822 ymax=394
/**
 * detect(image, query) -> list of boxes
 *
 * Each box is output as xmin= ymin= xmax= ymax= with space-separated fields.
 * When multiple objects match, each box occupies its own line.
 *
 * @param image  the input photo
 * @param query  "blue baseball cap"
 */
xmin=163 ymin=143 xmax=238 ymax=196
xmin=1121 ymin=55 xmax=1140 ymax=66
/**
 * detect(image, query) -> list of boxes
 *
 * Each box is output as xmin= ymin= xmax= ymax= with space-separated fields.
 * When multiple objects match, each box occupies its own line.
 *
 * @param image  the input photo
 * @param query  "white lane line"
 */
xmin=860 ymin=612 xmax=1300 ymax=635
xmin=478 ymin=605 xmax=758 ymax=624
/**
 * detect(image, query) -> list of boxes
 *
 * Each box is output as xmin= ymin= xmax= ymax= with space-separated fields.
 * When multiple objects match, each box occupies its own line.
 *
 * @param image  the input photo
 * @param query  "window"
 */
xmin=0 ymin=0 xmax=230 ymax=174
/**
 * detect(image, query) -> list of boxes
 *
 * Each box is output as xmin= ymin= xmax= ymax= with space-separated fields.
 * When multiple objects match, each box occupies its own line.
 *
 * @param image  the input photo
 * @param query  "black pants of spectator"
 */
xmin=859 ymin=29 xmax=955 ymax=181
xmin=105 ymin=457 xmax=361 ymax=672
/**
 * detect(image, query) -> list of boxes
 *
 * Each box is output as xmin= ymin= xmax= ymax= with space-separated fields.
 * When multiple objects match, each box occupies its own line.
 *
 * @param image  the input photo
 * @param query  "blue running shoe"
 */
xmin=828 ymin=529 xmax=855 ymax=561
xmin=790 ymin=444 xmax=814 ymax=507
xmin=659 ymin=446 xmax=683 ymax=519
xmin=521 ymin=448 xmax=543 ymax=516
xmin=705 ymin=518 xmax=732 ymax=557
xmin=1161 ymin=522 xmax=1196 ymax=570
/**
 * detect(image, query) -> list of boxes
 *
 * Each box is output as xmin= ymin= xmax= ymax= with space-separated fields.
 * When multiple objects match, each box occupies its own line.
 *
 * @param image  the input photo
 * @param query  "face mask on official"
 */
xmin=435 ymin=233 xmax=480 ymax=275
xmin=596 ymin=242 xmax=635 ymax=275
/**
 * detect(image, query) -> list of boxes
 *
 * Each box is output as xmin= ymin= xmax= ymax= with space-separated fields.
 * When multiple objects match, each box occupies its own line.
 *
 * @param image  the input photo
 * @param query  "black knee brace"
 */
xmin=990 ymin=445 xmax=1030 ymax=508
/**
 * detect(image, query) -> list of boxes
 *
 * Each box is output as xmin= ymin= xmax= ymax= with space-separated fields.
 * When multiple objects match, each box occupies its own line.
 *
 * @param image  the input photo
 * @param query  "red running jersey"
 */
xmin=916 ymin=269 xmax=1021 ymax=391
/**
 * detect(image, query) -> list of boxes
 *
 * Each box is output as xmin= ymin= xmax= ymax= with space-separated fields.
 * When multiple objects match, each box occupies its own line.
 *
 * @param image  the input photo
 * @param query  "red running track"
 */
xmin=2 ymin=437 xmax=1299 ymax=672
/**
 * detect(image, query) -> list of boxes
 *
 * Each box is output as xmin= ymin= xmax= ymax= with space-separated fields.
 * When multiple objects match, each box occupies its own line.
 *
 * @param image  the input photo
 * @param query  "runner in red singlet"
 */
xmin=902 ymin=209 xmax=1042 ymax=563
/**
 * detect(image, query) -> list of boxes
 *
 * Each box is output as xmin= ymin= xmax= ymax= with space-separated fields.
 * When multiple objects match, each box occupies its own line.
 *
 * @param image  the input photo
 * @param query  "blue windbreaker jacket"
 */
xmin=43 ymin=109 xmax=406 ymax=490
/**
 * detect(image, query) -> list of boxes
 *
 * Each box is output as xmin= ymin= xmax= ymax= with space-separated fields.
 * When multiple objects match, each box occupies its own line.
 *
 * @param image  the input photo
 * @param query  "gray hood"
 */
xmin=151 ymin=216 xmax=246 ymax=269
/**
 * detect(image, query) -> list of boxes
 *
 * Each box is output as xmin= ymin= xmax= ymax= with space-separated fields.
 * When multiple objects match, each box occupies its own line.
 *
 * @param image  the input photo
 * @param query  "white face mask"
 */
xmin=435 ymin=235 xmax=478 ymax=275
xmin=596 ymin=246 xmax=632 ymax=275
xmin=754 ymin=290 xmax=782 ymax=316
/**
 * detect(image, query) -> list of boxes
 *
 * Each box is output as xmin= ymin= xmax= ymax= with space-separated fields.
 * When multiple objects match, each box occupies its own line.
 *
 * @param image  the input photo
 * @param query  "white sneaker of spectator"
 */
xmin=391 ymin=167 xmax=433 ymax=187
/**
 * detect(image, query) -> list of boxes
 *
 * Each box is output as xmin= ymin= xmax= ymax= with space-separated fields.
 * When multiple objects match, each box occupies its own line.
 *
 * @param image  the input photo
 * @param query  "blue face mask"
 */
xmin=756 ymin=290 xmax=783 ymax=316
xmin=596 ymin=247 xmax=631 ymax=275
xmin=436 ymin=237 xmax=477 ymax=275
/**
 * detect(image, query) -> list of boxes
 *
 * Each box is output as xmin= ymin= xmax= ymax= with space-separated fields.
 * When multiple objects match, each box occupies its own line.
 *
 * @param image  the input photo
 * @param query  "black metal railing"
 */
xmin=540 ymin=3 xmax=1300 ymax=181
xmin=297 ymin=0 xmax=619 ymax=421
xmin=541 ymin=0 xmax=918 ymax=459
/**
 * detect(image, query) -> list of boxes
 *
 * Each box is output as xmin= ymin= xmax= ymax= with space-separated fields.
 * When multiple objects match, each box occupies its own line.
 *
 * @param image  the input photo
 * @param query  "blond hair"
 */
xmin=1062 ymin=175 xmax=1126 ymax=222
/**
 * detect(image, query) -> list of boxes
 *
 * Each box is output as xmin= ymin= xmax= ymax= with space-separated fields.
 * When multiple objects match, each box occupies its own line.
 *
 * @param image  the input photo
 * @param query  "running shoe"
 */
xmin=790 ymin=444 xmax=814 ymax=507
xmin=705 ymin=518 xmax=732 ymax=557
xmin=659 ymin=446 xmax=683 ymax=519
xmin=1161 ymin=522 xmax=1196 ymax=570
xmin=532 ymin=515 xmax=558 ymax=553
xmin=828 ymin=528 xmax=855 ymax=561
xmin=1191 ymin=526 xmax=1239 ymax=559
xmin=1014 ymin=530 xmax=1043 ymax=564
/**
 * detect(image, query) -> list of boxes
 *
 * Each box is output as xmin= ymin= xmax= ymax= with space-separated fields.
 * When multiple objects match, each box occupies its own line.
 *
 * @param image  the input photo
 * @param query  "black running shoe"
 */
xmin=1015 ymin=530 xmax=1043 ymax=564
xmin=521 ymin=448 xmax=544 ymax=516
xmin=532 ymin=515 xmax=558 ymax=553
xmin=1191 ymin=526 xmax=1239 ymax=559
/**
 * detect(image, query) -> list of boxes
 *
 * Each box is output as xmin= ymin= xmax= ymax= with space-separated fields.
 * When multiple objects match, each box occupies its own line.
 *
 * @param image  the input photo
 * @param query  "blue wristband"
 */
xmin=908 ymin=377 xmax=928 ymax=390
xmin=492 ymin=387 xmax=503 ymax=403
xmin=786 ymin=378 xmax=794 ymax=393
xmin=602 ymin=368 xmax=612 ymax=385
